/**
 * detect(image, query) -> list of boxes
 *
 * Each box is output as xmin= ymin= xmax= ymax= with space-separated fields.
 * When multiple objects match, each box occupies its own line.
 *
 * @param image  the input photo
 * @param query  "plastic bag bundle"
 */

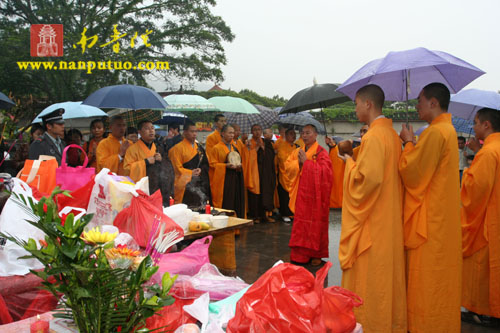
xmin=226 ymin=262 xmax=363 ymax=333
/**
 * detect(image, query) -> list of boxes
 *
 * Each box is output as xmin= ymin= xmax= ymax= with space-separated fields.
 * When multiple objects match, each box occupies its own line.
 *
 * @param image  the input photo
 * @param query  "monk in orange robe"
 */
xmin=285 ymin=124 xmax=332 ymax=265
xmin=208 ymin=125 xmax=245 ymax=217
xmin=169 ymin=121 xmax=210 ymax=207
xmin=124 ymin=120 xmax=174 ymax=205
xmin=399 ymin=83 xmax=462 ymax=332
xmin=276 ymin=128 xmax=298 ymax=221
xmin=206 ymin=114 xmax=226 ymax=183
xmin=82 ymin=119 xmax=105 ymax=170
xmin=246 ymin=125 xmax=276 ymax=223
xmin=295 ymin=136 xmax=305 ymax=148
xmin=461 ymin=108 xmax=500 ymax=324
xmin=96 ymin=115 xmax=131 ymax=175
xmin=340 ymin=85 xmax=407 ymax=332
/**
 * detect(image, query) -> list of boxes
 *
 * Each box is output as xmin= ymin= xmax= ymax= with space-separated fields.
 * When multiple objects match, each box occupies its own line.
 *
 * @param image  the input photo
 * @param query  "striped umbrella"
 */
xmin=107 ymin=108 xmax=163 ymax=127
xmin=225 ymin=104 xmax=279 ymax=134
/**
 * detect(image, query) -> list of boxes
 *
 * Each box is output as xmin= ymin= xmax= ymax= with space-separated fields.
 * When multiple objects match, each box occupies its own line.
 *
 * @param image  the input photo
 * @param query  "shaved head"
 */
xmin=356 ymin=84 xmax=385 ymax=110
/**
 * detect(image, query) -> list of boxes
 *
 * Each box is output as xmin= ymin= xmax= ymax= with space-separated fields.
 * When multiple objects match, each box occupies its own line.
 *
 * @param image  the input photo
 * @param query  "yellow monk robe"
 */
xmin=235 ymin=139 xmax=250 ymax=186
xmin=96 ymin=134 xmax=131 ymax=175
xmin=208 ymin=142 xmax=234 ymax=208
xmin=340 ymin=118 xmax=407 ymax=332
xmin=206 ymin=130 xmax=222 ymax=183
xmin=352 ymin=145 xmax=360 ymax=160
xmin=329 ymin=145 xmax=345 ymax=208
xmin=123 ymin=140 xmax=156 ymax=182
xmin=295 ymin=137 xmax=305 ymax=148
xmin=461 ymin=132 xmax=500 ymax=318
xmin=168 ymin=138 xmax=198 ymax=203
xmin=246 ymin=138 xmax=261 ymax=194
xmin=276 ymin=141 xmax=297 ymax=191
xmin=399 ymin=113 xmax=462 ymax=332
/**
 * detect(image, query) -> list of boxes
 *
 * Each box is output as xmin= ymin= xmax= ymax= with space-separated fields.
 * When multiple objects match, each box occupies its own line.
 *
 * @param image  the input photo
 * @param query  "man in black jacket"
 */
xmin=28 ymin=108 xmax=66 ymax=165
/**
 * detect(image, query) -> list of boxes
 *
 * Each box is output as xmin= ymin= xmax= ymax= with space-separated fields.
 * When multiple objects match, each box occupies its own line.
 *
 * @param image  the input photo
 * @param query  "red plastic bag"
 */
xmin=322 ymin=286 xmax=363 ymax=333
xmin=113 ymin=190 xmax=184 ymax=247
xmin=154 ymin=236 xmax=212 ymax=279
xmin=56 ymin=175 xmax=95 ymax=211
xmin=145 ymin=297 xmax=197 ymax=331
xmin=227 ymin=262 xmax=363 ymax=333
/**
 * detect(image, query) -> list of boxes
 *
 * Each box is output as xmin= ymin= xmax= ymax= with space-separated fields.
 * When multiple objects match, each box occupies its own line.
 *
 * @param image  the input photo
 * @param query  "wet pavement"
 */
xmin=234 ymin=209 xmax=499 ymax=333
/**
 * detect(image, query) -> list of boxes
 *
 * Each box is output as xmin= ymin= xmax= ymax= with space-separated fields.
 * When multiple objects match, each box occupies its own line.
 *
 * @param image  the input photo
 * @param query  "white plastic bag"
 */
xmin=86 ymin=169 xmax=148 ymax=229
xmin=0 ymin=178 xmax=44 ymax=276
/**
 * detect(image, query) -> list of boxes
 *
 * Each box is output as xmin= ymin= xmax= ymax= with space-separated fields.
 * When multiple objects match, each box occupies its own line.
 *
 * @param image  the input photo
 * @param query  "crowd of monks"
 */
xmin=26 ymin=81 xmax=500 ymax=332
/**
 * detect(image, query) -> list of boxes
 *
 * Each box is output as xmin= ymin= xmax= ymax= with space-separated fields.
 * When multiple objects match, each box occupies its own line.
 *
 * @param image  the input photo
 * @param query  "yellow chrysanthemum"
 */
xmin=105 ymin=246 xmax=141 ymax=259
xmin=81 ymin=227 xmax=117 ymax=244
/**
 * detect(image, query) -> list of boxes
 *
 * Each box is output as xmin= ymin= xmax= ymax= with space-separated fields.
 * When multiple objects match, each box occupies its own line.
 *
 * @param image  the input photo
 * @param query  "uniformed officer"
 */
xmin=28 ymin=108 xmax=66 ymax=165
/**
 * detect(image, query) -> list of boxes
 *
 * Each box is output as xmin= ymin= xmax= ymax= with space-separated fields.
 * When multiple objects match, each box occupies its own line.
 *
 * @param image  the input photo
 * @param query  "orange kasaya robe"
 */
xmin=352 ymin=145 xmax=360 ymax=160
xmin=340 ymin=118 xmax=407 ymax=332
xmin=208 ymin=141 xmax=234 ymax=208
xmin=276 ymin=141 xmax=297 ymax=191
xmin=96 ymin=134 xmax=131 ymax=176
xmin=82 ymin=137 xmax=103 ymax=170
xmin=246 ymin=138 xmax=261 ymax=194
xmin=329 ymin=145 xmax=345 ymax=208
xmin=168 ymin=138 xmax=198 ymax=203
xmin=461 ymin=132 xmax=500 ymax=318
xmin=123 ymin=139 xmax=157 ymax=183
xmin=295 ymin=137 xmax=305 ymax=148
xmin=285 ymin=141 xmax=332 ymax=262
xmin=207 ymin=130 xmax=222 ymax=182
xmin=399 ymin=113 xmax=462 ymax=332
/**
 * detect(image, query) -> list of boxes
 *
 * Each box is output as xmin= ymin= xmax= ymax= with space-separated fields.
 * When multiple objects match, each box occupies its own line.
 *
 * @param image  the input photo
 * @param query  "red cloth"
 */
xmin=0 ymin=274 xmax=58 ymax=324
xmin=289 ymin=146 xmax=332 ymax=263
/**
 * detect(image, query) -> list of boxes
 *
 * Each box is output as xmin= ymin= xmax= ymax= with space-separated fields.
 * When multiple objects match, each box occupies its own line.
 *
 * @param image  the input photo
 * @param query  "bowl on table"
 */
xmin=211 ymin=215 xmax=229 ymax=228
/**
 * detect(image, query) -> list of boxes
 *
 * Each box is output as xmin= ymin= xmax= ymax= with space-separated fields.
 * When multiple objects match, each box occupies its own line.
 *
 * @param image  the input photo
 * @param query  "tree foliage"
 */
xmin=0 ymin=0 xmax=234 ymax=125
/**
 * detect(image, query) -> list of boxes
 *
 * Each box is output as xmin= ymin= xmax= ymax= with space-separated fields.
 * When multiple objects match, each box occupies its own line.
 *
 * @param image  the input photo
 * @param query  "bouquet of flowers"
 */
xmin=0 ymin=188 xmax=176 ymax=332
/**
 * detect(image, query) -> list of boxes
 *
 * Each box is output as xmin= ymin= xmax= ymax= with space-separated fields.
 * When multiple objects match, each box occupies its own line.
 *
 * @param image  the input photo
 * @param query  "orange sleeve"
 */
xmin=208 ymin=144 xmax=228 ymax=208
xmin=96 ymin=138 xmax=120 ymax=174
xmin=169 ymin=143 xmax=194 ymax=203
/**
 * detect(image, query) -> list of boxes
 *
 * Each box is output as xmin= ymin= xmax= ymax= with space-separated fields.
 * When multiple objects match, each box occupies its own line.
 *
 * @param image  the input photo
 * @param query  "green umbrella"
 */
xmin=208 ymin=96 xmax=259 ymax=114
xmin=164 ymin=94 xmax=220 ymax=112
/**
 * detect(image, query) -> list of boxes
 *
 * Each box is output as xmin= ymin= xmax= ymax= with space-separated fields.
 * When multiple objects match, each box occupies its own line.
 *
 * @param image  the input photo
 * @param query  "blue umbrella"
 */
xmin=0 ymin=92 xmax=15 ymax=109
xmin=82 ymin=84 xmax=168 ymax=110
xmin=33 ymin=101 xmax=108 ymax=127
xmin=337 ymin=47 xmax=485 ymax=101
xmin=452 ymin=116 xmax=474 ymax=135
xmin=154 ymin=111 xmax=188 ymax=125
xmin=449 ymin=89 xmax=500 ymax=120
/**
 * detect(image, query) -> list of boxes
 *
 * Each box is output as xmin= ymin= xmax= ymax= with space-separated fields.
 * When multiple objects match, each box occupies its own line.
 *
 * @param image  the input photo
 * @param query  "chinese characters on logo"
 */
xmin=73 ymin=25 xmax=153 ymax=54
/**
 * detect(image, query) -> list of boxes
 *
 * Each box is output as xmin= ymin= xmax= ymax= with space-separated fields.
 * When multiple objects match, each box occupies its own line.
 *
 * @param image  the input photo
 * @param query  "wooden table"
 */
xmin=183 ymin=217 xmax=253 ymax=240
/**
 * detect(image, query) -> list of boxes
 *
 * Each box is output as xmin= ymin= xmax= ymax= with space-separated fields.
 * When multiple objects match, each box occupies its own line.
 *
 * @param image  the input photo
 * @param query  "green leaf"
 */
xmin=26 ymin=238 xmax=37 ymax=251
xmin=61 ymin=242 xmax=79 ymax=259
xmin=74 ymin=287 xmax=92 ymax=300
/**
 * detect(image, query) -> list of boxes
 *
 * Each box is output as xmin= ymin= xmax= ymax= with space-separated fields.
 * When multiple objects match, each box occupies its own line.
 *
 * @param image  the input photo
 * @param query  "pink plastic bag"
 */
xmin=56 ymin=144 xmax=95 ymax=191
xmin=155 ymin=236 xmax=212 ymax=279
xmin=170 ymin=263 xmax=249 ymax=301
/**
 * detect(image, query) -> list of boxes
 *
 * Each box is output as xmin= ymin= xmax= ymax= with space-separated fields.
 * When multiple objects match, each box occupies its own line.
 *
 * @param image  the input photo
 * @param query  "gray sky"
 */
xmin=154 ymin=0 xmax=500 ymax=99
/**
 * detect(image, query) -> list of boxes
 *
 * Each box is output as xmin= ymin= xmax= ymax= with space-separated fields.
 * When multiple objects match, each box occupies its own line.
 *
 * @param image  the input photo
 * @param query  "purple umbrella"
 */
xmin=449 ymin=89 xmax=500 ymax=120
xmin=337 ymin=47 xmax=485 ymax=101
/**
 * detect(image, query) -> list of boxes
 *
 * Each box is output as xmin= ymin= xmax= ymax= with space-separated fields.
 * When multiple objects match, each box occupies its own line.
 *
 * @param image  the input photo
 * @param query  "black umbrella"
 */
xmin=279 ymin=83 xmax=350 ymax=135
xmin=0 ymin=92 xmax=15 ymax=109
xmin=277 ymin=114 xmax=326 ymax=134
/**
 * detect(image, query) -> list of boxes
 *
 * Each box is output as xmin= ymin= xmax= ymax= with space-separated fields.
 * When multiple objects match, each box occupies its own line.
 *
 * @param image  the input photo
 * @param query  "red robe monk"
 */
xmin=399 ymin=83 xmax=461 ymax=332
xmin=96 ymin=116 xmax=131 ymax=175
xmin=285 ymin=124 xmax=332 ymax=265
xmin=208 ymin=125 xmax=245 ymax=218
xmin=340 ymin=85 xmax=406 ymax=332
xmin=461 ymin=108 xmax=500 ymax=321
xmin=168 ymin=122 xmax=210 ymax=207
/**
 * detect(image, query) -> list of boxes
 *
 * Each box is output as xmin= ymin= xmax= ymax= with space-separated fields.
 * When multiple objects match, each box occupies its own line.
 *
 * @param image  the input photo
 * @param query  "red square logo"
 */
xmin=30 ymin=24 xmax=64 ymax=57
